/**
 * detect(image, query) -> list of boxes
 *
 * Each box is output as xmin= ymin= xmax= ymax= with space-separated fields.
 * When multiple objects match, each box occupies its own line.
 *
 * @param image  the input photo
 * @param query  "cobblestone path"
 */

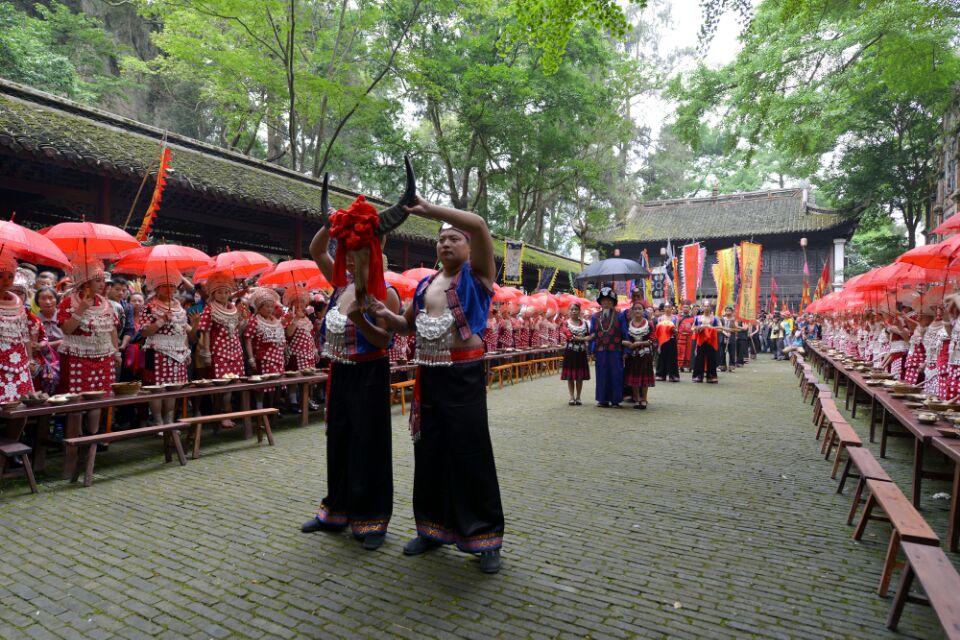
xmin=0 ymin=358 xmax=955 ymax=639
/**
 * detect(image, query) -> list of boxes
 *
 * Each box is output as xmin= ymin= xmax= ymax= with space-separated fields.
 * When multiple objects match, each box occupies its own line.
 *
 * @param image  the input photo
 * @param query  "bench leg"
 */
xmin=163 ymin=433 xmax=173 ymax=463
xmin=847 ymin=477 xmax=866 ymax=525
xmin=400 ymin=388 xmax=406 ymax=415
xmin=880 ymin=410 xmax=888 ymax=459
xmin=837 ymin=457 xmax=855 ymax=494
xmin=83 ymin=442 xmax=97 ymax=487
xmin=192 ymin=424 xmax=202 ymax=460
xmin=300 ymin=383 xmax=309 ymax=427
xmin=69 ymin=445 xmax=81 ymax=484
xmin=885 ymin=562 xmax=915 ymax=630
xmin=830 ymin=443 xmax=848 ymax=479
xmin=878 ymin=530 xmax=902 ymax=597
xmin=62 ymin=413 xmax=83 ymax=480
xmin=170 ymin=430 xmax=187 ymax=466
xmin=853 ymin=492 xmax=876 ymax=541
xmin=869 ymin=397 xmax=877 ymax=443
xmin=20 ymin=453 xmax=37 ymax=494
xmin=261 ymin=416 xmax=275 ymax=446
xmin=912 ymin=437 xmax=924 ymax=508
xmin=950 ymin=464 xmax=960 ymax=553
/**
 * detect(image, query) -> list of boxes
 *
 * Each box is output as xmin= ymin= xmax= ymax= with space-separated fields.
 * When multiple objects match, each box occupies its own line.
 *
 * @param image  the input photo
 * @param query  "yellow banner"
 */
xmin=714 ymin=248 xmax=736 ymax=315
xmin=736 ymin=242 xmax=762 ymax=321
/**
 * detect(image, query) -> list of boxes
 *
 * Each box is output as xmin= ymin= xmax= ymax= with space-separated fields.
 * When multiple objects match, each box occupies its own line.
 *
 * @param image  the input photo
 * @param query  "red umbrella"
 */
xmin=897 ymin=237 xmax=960 ymax=271
xmin=305 ymin=273 xmax=333 ymax=291
xmin=113 ymin=244 xmax=212 ymax=275
xmin=41 ymin=221 xmax=139 ymax=261
xmin=0 ymin=219 xmax=71 ymax=269
xmin=259 ymin=260 xmax=321 ymax=287
xmin=384 ymin=271 xmax=418 ymax=299
xmin=206 ymin=250 xmax=273 ymax=279
xmin=932 ymin=215 xmax=960 ymax=236
xmin=493 ymin=286 xmax=522 ymax=302
xmin=402 ymin=267 xmax=437 ymax=282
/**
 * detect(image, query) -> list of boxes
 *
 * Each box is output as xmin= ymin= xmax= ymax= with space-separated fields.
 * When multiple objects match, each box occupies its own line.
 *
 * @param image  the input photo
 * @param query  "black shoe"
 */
xmin=479 ymin=550 xmax=502 ymax=574
xmin=301 ymin=517 xmax=344 ymax=534
xmin=596 ymin=402 xmax=610 ymax=408
xmin=611 ymin=404 xmax=621 ymax=409
xmin=96 ymin=443 xmax=109 ymax=452
xmin=633 ymin=403 xmax=643 ymax=410
xmin=362 ymin=533 xmax=386 ymax=551
xmin=287 ymin=404 xmax=302 ymax=415
xmin=403 ymin=535 xmax=442 ymax=556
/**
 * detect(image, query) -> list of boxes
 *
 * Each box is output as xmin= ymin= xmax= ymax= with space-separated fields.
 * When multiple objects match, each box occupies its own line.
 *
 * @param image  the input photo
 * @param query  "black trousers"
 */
xmin=736 ymin=336 xmax=750 ymax=365
xmin=413 ymin=360 xmax=504 ymax=552
xmin=656 ymin=338 xmax=679 ymax=379
xmin=317 ymin=358 xmax=393 ymax=536
xmin=693 ymin=344 xmax=718 ymax=380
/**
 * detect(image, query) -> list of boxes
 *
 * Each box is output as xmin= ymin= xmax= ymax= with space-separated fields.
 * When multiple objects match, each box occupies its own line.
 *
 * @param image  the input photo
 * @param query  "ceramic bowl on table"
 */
xmin=141 ymin=385 xmax=165 ymax=394
xmin=81 ymin=391 xmax=108 ymax=400
xmin=0 ymin=400 xmax=21 ymax=410
xmin=916 ymin=412 xmax=939 ymax=424
xmin=112 ymin=382 xmax=141 ymax=397
xmin=47 ymin=395 xmax=71 ymax=405
xmin=164 ymin=383 xmax=186 ymax=391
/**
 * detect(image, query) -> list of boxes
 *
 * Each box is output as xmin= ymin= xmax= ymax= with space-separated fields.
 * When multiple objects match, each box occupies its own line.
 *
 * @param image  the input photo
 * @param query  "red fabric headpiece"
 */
xmin=329 ymin=196 xmax=387 ymax=300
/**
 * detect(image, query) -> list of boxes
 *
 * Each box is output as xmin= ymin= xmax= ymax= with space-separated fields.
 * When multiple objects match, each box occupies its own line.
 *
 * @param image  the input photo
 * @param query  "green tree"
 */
xmin=670 ymin=0 xmax=960 ymax=246
xmin=0 ymin=1 xmax=124 ymax=102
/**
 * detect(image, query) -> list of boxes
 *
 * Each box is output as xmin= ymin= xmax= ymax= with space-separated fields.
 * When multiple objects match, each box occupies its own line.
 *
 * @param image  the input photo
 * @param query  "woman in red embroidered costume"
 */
xmin=198 ymin=272 xmax=246 ymax=423
xmin=0 ymin=255 xmax=37 ymax=402
xmin=283 ymin=286 xmax=318 ymax=370
xmin=483 ymin=307 xmax=499 ymax=353
xmin=57 ymin=259 xmax=119 ymax=434
xmin=498 ymin=304 xmax=514 ymax=350
xmin=302 ymin=181 xmax=404 ymax=551
xmin=139 ymin=270 xmax=192 ymax=425
xmin=560 ymin=302 xmax=590 ymax=405
xmin=282 ymin=285 xmax=318 ymax=414
xmin=244 ymin=287 xmax=286 ymax=375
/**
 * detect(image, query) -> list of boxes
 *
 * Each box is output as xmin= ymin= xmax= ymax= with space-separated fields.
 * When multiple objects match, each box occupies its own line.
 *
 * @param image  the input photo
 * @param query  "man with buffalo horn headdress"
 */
xmin=370 ymin=197 xmax=504 ymax=574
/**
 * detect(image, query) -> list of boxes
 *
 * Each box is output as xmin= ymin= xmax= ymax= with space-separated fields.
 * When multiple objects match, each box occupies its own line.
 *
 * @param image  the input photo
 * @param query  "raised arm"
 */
xmin=309 ymin=223 xmax=335 ymax=283
xmin=403 ymin=196 xmax=495 ymax=289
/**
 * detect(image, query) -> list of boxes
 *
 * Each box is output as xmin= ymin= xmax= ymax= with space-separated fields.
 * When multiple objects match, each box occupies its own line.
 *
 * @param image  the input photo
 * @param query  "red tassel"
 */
xmin=137 ymin=147 xmax=172 ymax=242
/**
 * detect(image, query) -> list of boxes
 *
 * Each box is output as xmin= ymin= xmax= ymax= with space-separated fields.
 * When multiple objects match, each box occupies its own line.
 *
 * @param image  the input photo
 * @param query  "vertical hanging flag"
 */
xmin=736 ymin=242 xmax=762 ymax=321
xmin=800 ymin=256 xmax=811 ymax=309
xmin=503 ymin=240 xmax=524 ymax=285
xmin=681 ymin=243 xmax=701 ymax=303
xmin=814 ymin=260 xmax=830 ymax=299
xmin=135 ymin=146 xmax=172 ymax=242
xmin=671 ymin=257 xmax=681 ymax=306
xmin=714 ymin=247 xmax=736 ymax=315
xmin=536 ymin=267 xmax=558 ymax=292
xmin=770 ymin=275 xmax=779 ymax=312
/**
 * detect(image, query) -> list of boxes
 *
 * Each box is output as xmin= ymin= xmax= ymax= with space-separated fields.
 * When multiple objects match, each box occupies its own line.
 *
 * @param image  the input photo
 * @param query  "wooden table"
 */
xmin=931 ymin=436 xmax=960 ymax=552
xmin=808 ymin=344 xmax=952 ymax=508
xmin=1 ymin=372 xmax=329 ymax=480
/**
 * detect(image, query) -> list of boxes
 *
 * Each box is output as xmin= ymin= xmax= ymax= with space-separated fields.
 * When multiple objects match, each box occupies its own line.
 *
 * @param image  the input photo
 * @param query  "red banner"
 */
xmin=681 ymin=243 xmax=701 ymax=303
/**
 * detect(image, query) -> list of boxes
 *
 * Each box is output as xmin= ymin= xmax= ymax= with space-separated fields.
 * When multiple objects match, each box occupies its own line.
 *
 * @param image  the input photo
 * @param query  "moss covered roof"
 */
xmin=0 ymin=79 xmax=581 ymax=273
xmin=601 ymin=189 xmax=854 ymax=245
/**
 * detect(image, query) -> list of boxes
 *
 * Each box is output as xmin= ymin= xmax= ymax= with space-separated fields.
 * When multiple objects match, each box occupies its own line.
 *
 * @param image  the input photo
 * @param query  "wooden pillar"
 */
xmin=294 ymin=217 xmax=303 ymax=259
xmin=98 ymin=176 xmax=110 ymax=223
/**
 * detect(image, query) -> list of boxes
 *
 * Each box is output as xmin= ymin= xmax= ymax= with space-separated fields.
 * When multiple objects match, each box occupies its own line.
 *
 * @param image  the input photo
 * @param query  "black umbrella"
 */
xmin=574 ymin=257 xmax=647 ymax=287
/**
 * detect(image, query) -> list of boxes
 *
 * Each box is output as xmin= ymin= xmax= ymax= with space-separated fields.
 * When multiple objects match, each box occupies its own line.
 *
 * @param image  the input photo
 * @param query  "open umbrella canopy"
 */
xmin=113 ymin=244 xmax=212 ymax=275
xmin=493 ymin=285 xmax=522 ymax=302
xmin=402 ymin=267 xmax=437 ymax=282
xmin=41 ymin=222 xmax=139 ymax=260
xmin=258 ymin=260 xmax=321 ymax=287
xmin=574 ymin=258 xmax=645 ymax=286
xmin=304 ymin=273 xmax=332 ymax=291
xmin=207 ymin=250 xmax=273 ymax=279
xmin=0 ymin=219 xmax=71 ymax=269
xmin=384 ymin=271 xmax=418 ymax=299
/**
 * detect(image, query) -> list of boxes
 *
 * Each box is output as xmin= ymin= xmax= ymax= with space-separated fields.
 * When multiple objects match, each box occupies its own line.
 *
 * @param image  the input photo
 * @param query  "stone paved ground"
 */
xmin=0 ymin=357 xmax=956 ymax=639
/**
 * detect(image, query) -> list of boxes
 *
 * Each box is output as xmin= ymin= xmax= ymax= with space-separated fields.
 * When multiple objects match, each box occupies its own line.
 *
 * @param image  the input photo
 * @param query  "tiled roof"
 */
xmin=601 ymin=189 xmax=854 ymax=244
xmin=0 ymin=80 xmax=580 ymax=272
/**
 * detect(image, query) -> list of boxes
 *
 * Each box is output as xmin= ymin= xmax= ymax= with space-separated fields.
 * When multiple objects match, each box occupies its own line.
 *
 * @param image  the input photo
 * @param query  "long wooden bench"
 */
xmin=64 ymin=423 xmax=190 ymax=487
xmin=489 ymin=364 xmax=514 ymax=389
xmin=812 ymin=389 xmax=834 ymax=428
xmin=0 ymin=440 xmax=37 ymax=494
xmin=816 ymin=401 xmax=845 ymax=442
xmin=886 ymin=541 xmax=960 ymax=639
xmin=853 ymin=478 xmax=940 ymax=596
xmin=837 ymin=446 xmax=893 ymax=524
xmin=179 ymin=408 xmax=279 ymax=459
xmin=822 ymin=418 xmax=863 ymax=478
xmin=390 ymin=380 xmax=416 ymax=415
